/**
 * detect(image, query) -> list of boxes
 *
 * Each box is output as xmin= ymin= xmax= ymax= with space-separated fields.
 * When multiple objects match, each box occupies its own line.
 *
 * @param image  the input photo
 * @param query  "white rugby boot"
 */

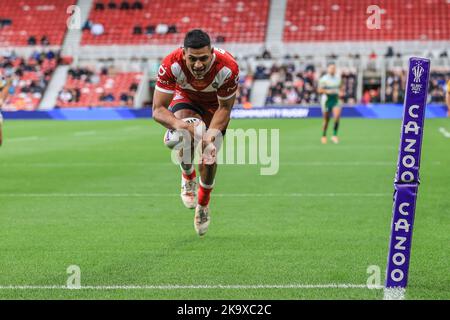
xmin=181 ymin=175 xmax=197 ymax=209
xmin=331 ymin=136 xmax=339 ymax=144
xmin=194 ymin=205 xmax=210 ymax=236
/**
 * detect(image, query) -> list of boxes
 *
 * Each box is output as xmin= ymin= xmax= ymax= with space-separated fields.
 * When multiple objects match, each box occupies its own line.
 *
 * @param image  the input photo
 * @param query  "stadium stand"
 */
xmin=284 ymin=0 xmax=450 ymax=42
xmin=0 ymin=0 xmax=448 ymax=110
xmin=0 ymin=50 xmax=59 ymax=110
xmin=0 ymin=0 xmax=74 ymax=47
xmin=236 ymin=74 xmax=253 ymax=106
xmin=81 ymin=0 xmax=269 ymax=45
xmin=264 ymin=62 xmax=357 ymax=105
xmin=57 ymin=67 xmax=142 ymax=107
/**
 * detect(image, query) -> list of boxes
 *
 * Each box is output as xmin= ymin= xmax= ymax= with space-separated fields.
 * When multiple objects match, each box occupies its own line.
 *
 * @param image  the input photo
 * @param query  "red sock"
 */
xmin=198 ymin=183 xmax=213 ymax=206
xmin=182 ymin=170 xmax=196 ymax=181
xmin=181 ymin=165 xmax=196 ymax=180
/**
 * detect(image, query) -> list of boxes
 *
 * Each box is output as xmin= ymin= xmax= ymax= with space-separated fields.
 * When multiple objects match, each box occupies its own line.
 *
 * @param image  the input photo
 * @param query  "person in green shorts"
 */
xmin=318 ymin=62 xmax=342 ymax=144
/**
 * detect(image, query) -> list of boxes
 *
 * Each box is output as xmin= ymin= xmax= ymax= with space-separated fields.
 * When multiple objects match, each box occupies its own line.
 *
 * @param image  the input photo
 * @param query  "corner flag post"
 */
xmin=384 ymin=57 xmax=430 ymax=300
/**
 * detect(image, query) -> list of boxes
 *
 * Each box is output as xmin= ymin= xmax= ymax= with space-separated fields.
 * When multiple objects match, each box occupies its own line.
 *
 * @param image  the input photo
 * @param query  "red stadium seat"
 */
xmin=284 ymin=0 xmax=449 ymax=42
xmin=0 ymin=0 xmax=75 ymax=47
xmin=81 ymin=0 xmax=269 ymax=45
xmin=57 ymin=71 xmax=142 ymax=108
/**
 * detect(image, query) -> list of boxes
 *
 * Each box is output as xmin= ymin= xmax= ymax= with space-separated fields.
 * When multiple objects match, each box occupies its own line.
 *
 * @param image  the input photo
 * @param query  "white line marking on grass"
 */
xmin=0 ymin=284 xmax=383 ymax=290
xmin=8 ymin=136 xmax=39 ymax=142
xmin=0 ymin=193 xmax=391 ymax=198
xmin=0 ymin=161 xmax=442 ymax=167
xmin=73 ymin=131 xmax=97 ymax=136
xmin=439 ymin=127 xmax=450 ymax=138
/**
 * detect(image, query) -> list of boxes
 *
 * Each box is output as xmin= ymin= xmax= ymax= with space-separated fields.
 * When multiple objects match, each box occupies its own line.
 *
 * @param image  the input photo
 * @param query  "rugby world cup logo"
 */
xmin=412 ymin=62 xmax=424 ymax=83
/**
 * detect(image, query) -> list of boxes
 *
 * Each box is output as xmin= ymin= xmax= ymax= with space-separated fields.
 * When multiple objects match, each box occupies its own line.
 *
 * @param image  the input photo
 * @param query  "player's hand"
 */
xmin=175 ymin=119 xmax=203 ymax=138
xmin=202 ymin=134 xmax=217 ymax=165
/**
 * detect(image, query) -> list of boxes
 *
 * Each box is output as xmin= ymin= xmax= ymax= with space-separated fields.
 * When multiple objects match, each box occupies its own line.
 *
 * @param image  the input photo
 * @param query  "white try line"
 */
xmin=0 ymin=161 xmax=441 ymax=167
xmin=0 ymin=284 xmax=383 ymax=290
xmin=439 ymin=127 xmax=450 ymax=138
xmin=0 ymin=193 xmax=391 ymax=198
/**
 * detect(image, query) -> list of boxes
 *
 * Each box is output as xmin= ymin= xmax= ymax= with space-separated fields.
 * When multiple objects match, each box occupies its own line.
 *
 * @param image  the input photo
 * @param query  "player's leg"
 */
xmin=170 ymin=102 xmax=204 ymax=209
xmin=331 ymin=106 xmax=342 ymax=144
xmin=320 ymin=95 xmax=330 ymax=144
xmin=321 ymin=110 xmax=330 ymax=144
xmin=193 ymin=110 xmax=224 ymax=236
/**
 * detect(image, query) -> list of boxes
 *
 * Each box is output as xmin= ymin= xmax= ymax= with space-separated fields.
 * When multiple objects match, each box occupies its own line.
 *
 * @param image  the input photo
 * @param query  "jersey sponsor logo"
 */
xmin=158 ymin=65 xmax=167 ymax=77
xmin=157 ymin=77 xmax=170 ymax=86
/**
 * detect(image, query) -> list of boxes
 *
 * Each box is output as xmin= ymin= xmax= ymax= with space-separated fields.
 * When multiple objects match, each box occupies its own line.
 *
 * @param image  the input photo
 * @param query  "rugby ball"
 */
xmin=163 ymin=117 xmax=204 ymax=149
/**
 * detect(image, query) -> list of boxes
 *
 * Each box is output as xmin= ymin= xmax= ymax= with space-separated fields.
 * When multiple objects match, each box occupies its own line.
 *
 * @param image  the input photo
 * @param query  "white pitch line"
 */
xmin=8 ymin=136 xmax=39 ymax=142
xmin=0 ymin=193 xmax=390 ymax=198
xmin=439 ymin=127 xmax=450 ymax=138
xmin=0 ymin=284 xmax=383 ymax=290
xmin=73 ymin=131 xmax=97 ymax=136
xmin=0 ymin=161 xmax=442 ymax=167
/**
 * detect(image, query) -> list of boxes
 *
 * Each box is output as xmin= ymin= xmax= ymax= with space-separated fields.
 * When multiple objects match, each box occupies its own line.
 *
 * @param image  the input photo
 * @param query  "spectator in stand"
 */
xmin=131 ymin=0 xmax=143 ymax=10
xmin=254 ymin=65 xmax=269 ymax=80
xmin=27 ymin=36 xmax=37 ymax=45
xmin=385 ymin=46 xmax=394 ymax=58
xmin=108 ymin=1 xmax=117 ymax=9
xmin=261 ymin=48 xmax=272 ymax=59
xmin=145 ymin=25 xmax=156 ymax=35
xmin=0 ymin=18 xmax=12 ymax=28
xmin=120 ymin=92 xmax=133 ymax=106
xmin=156 ymin=24 xmax=169 ymax=35
xmin=58 ymin=88 xmax=73 ymax=103
xmin=95 ymin=2 xmax=105 ymax=10
xmin=40 ymin=35 xmax=50 ymax=46
xmin=91 ymin=23 xmax=104 ymax=36
xmin=133 ymin=25 xmax=143 ymax=35
xmin=167 ymin=25 xmax=177 ymax=34
xmin=120 ymin=0 xmax=130 ymax=10
xmin=83 ymin=19 xmax=93 ymax=31
xmin=129 ymin=82 xmax=138 ymax=92
xmin=100 ymin=92 xmax=115 ymax=102
xmin=216 ymin=35 xmax=225 ymax=43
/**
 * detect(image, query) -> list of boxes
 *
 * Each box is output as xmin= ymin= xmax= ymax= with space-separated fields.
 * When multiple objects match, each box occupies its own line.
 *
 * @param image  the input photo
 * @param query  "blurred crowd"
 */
xmin=383 ymin=69 xmax=450 ymax=104
xmin=259 ymin=63 xmax=357 ymax=106
xmin=0 ymin=50 xmax=59 ymax=110
xmin=57 ymin=66 xmax=140 ymax=107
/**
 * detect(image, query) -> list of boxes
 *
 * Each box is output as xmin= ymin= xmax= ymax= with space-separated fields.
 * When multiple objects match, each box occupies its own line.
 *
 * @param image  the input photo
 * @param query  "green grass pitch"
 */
xmin=0 ymin=118 xmax=449 ymax=299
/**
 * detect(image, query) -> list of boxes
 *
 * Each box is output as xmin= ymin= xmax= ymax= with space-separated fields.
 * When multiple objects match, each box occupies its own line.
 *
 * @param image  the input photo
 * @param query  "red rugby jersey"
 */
xmin=155 ymin=47 xmax=239 ymax=109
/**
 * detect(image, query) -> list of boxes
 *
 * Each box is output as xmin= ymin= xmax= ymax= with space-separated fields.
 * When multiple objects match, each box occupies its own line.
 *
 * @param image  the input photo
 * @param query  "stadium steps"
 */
xmin=39 ymin=65 xmax=70 ymax=110
xmin=265 ymin=0 xmax=288 ymax=55
xmin=133 ymin=72 xmax=150 ymax=108
xmin=62 ymin=0 xmax=94 ymax=58
xmin=250 ymin=80 xmax=271 ymax=107
xmin=266 ymin=0 xmax=287 ymax=43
